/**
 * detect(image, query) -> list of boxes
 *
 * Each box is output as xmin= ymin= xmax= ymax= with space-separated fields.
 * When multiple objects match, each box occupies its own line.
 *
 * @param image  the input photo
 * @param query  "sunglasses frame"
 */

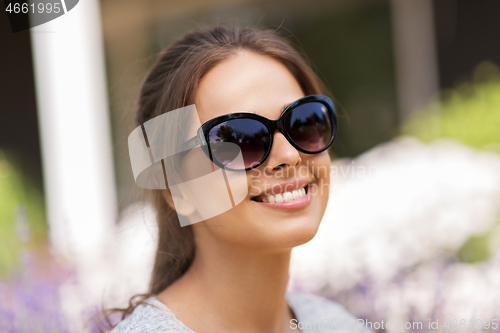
xmin=182 ymin=94 xmax=337 ymax=172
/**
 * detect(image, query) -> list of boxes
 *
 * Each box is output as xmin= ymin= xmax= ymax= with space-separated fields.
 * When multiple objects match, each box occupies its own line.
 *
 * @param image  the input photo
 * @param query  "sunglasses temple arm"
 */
xmin=180 ymin=135 xmax=201 ymax=156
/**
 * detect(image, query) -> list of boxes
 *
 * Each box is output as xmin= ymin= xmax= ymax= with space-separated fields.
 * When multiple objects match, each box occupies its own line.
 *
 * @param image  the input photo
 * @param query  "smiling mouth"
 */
xmin=251 ymin=185 xmax=309 ymax=203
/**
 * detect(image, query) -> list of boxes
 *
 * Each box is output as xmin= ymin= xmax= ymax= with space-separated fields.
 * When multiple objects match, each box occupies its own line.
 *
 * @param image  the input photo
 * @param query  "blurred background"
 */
xmin=1 ymin=0 xmax=500 ymax=331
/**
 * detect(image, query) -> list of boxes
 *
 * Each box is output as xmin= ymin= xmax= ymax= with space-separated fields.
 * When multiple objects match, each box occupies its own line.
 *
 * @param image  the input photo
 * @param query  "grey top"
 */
xmin=108 ymin=292 xmax=372 ymax=333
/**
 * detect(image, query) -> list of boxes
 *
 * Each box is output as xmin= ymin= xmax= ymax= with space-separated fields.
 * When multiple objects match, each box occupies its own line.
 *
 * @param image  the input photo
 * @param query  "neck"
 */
xmin=158 ymin=231 xmax=294 ymax=333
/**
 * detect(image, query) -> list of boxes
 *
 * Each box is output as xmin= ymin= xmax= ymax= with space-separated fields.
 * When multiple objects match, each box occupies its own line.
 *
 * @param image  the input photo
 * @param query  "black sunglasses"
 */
xmin=181 ymin=95 xmax=337 ymax=172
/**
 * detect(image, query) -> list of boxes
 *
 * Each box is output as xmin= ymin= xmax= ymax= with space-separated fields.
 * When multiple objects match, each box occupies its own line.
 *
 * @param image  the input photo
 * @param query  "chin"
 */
xmin=244 ymin=212 xmax=322 ymax=251
xmin=277 ymin=216 xmax=321 ymax=249
xmin=255 ymin=198 xmax=327 ymax=250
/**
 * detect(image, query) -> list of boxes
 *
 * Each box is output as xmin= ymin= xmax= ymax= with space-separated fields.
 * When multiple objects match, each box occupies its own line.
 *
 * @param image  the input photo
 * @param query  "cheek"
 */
xmin=184 ymin=164 xmax=253 ymax=223
xmin=311 ymin=151 xmax=331 ymax=178
xmin=199 ymin=200 xmax=264 ymax=247
xmin=306 ymin=152 xmax=331 ymax=211
xmin=200 ymin=172 xmax=257 ymax=226
xmin=177 ymin=149 xmax=250 ymax=223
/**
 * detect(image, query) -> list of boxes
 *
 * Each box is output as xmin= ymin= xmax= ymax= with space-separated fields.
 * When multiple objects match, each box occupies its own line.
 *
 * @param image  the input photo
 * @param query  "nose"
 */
xmin=264 ymin=131 xmax=302 ymax=173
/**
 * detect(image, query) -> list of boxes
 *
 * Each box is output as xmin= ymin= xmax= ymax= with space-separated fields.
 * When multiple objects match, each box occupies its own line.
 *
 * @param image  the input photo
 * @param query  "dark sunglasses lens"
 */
xmin=284 ymin=102 xmax=334 ymax=152
xmin=208 ymin=118 xmax=270 ymax=170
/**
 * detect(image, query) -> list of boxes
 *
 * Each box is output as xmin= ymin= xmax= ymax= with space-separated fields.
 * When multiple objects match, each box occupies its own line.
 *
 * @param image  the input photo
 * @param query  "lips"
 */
xmin=259 ymin=186 xmax=308 ymax=203
xmin=251 ymin=179 xmax=311 ymax=203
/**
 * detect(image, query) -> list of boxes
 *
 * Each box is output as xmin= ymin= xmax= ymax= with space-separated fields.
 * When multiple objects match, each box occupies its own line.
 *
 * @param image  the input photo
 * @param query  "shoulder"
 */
xmin=107 ymin=297 xmax=194 ymax=333
xmin=286 ymin=292 xmax=373 ymax=333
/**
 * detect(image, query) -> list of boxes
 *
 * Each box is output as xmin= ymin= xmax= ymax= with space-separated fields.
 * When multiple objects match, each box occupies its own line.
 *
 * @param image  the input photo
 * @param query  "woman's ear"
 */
xmin=161 ymin=187 xmax=196 ymax=216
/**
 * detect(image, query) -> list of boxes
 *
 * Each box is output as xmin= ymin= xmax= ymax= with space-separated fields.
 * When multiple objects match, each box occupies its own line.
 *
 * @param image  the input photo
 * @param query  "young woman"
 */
xmin=106 ymin=24 xmax=371 ymax=333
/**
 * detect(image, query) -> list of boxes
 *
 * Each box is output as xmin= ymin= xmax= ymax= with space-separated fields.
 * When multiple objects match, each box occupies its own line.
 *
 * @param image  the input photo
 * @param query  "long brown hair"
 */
xmin=94 ymin=23 xmax=330 ymax=331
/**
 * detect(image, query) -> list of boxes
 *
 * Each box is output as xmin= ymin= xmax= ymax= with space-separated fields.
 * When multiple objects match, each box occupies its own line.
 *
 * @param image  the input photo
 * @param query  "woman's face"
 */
xmin=176 ymin=50 xmax=331 ymax=251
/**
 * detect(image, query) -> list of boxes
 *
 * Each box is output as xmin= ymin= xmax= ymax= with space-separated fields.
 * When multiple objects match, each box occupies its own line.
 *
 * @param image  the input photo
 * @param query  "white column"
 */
xmin=391 ymin=0 xmax=440 ymax=120
xmin=30 ymin=0 xmax=117 ymax=263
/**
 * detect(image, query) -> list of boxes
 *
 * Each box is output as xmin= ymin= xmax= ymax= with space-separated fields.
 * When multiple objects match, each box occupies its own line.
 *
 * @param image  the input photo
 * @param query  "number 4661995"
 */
xmin=443 ymin=319 xmax=498 ymax=330
xmin=6 ymin=2 xmax=62 ymax=14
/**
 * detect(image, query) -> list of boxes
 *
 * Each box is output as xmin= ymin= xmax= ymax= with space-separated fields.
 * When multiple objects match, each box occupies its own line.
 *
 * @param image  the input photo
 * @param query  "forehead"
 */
xmin=194 ymin=50 xmax=305 ymax=124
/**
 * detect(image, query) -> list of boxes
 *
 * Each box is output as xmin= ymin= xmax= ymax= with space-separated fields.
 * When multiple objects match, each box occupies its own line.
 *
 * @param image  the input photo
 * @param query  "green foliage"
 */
xmin=403 ymin=61 xmax=500 ymax=264
xmin=457 ymin=233 xmax=491 ymax=263
xmin=0 ymin=150 xmax=46 ymax=276
xmin=402 ymin=61 xmax=500 ymax=151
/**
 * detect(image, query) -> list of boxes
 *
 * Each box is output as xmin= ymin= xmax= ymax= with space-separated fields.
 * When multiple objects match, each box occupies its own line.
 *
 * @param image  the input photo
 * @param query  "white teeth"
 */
xmin=263 ymin=187 xmax=307 ymax=204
